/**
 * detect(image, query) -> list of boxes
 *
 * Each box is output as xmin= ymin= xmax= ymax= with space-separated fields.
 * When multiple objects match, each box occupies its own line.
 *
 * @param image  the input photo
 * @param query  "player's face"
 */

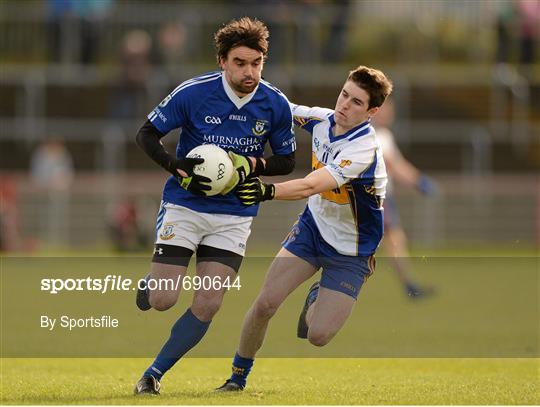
xmin=334 ymin=81 xmax=379 ymax=132
xmin=220 ymin=46 xmax=264 ymax=96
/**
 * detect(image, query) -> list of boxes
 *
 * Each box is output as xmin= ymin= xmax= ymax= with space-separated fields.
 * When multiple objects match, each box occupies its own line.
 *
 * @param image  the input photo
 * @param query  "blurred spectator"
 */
xmin=47 ymin=0 xmax=113 ymax=64
xmin=295 ymin=0 xmax=321 ymax=64
xmin=156 ymin=21 xmax=188 ymax=85
xmin=373 ymin=99 xmax=439 ymax=298
xmin=107 ymin=198 xmax=147 ymax=252
xmin=495 ymin=0 xmax=514 ymax=64
xmin=517 ymin=0 xmax=540 ymax=65
xmin=0 ymin=177 xmax=22 ymax=252
xmin=323 ymin=0 xmax=351 ymax=62
xmin=30 ymin=138 xmax=74 ymax=247
xmin=108 ymin=29 xmax=153 ymax=120
xmin=496 ymin=0 xmax=539 ymax=66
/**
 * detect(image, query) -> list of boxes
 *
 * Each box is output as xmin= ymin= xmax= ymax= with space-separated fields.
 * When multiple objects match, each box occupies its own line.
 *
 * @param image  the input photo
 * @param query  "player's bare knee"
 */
xmin=192 ymin=293 xmax=223 ymax=320
xmin=191 ymin=303 xmax=220 ymax=321
xmin=253 ymin=296 xmax=279 ymax=320
xmin=149 ymin=294 xmax=177 ymax=311
xmin=307 ymin=330 xmax=332 ymax=347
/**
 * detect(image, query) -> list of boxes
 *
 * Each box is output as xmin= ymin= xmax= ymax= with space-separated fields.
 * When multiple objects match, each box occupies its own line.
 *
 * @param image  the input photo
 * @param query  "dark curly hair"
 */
xmin=214 ymin=17 xmax=269 ymax=63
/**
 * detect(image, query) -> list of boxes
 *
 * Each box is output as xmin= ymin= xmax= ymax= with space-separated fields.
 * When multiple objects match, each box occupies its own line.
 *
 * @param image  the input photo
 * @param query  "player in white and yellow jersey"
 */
xmin=217 ymin=66 xmax=393 ymax=391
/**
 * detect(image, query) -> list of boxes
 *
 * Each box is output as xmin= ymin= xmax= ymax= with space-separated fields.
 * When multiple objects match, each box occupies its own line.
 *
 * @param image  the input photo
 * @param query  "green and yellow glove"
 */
xmin=174 ymin=157 xmax=212 ymax=196
xmin=235 ymin=177 xmax=275 ymax=206
xmin=220 ymin=151 xmax=254 ymax=195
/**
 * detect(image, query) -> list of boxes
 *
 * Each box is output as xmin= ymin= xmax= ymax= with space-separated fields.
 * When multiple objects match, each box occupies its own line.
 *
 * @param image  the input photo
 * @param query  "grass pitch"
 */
xmin=1 ymin=358 xmax=538 ymax=404
xmin=1 ymin=250 xmax=538 ymax=404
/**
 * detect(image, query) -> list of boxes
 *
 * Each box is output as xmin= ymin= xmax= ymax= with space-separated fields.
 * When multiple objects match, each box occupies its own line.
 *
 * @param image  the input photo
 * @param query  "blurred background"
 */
xmin=0 ymin=0 xmax=538 ymax=253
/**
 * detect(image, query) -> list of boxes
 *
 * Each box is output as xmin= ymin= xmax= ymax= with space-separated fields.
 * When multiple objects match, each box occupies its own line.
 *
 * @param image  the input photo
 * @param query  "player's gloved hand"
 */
xmin=236 ymin=177 xmax=275 ymax=206
xmin=417 ymin=174 xmax=439 ymax=197
xmin=220 ymin=151 xmax=254 ymax=195
xmin=175 ymin=157 xmax=212 ymax=196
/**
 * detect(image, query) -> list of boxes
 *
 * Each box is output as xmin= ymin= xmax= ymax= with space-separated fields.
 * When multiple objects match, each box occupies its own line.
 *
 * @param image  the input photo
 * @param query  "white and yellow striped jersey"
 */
xmin=291 ymin=104 xmax=387 ymax=256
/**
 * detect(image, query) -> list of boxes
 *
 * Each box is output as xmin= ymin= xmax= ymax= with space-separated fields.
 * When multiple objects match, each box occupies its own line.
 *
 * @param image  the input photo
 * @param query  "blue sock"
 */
xmin=144 ymin=308 xmax=210 ymax=381
xmin=229 ymin=352 xmax=254 ymax=388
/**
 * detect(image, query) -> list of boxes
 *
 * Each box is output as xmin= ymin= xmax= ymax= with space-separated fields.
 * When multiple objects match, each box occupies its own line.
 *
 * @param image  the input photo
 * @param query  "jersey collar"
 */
xmin=221 ymin=73 xmax=259 ymax=110
xmin=328 ymin=114 xmax=371 ymax=143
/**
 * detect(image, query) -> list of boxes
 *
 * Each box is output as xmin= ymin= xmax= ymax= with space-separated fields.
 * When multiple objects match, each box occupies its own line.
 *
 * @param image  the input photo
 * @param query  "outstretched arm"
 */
xmin=273 ymin=168 xmax=337 ymax=200
xmin=235 ymin=168 xmax=338 ymax=205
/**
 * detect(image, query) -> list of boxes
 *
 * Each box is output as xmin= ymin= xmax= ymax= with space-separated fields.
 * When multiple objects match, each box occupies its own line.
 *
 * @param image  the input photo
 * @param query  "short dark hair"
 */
xmin=347 ymin=66 xmax=393 ymax=109
xmin=214 ymin=17 xmax=269 ymax=63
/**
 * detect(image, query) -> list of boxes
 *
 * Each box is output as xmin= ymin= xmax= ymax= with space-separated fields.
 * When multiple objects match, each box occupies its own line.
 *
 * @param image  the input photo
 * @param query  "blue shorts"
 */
xmin=282 ymin=207 xmax=375 ymax=300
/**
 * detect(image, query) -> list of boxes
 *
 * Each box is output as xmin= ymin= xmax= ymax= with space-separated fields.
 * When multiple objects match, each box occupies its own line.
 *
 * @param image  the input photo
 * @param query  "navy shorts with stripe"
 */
xmin=282 ymin=206 xmax=375 ymax=299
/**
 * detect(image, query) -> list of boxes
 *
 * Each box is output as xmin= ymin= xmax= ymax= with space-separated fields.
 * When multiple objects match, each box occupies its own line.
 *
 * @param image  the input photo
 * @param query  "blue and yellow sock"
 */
xmin=229 ymin=352 xmax=254 ymax=388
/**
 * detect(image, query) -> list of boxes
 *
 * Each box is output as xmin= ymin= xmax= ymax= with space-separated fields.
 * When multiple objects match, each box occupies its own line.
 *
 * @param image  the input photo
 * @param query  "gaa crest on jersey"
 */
xmin=252 ymin=119 xmax=268 ymax=136
xmin=159 ymin=223 xmax=176 ymax=240
xmin=339 ymin=159 xmax=352 ymax=168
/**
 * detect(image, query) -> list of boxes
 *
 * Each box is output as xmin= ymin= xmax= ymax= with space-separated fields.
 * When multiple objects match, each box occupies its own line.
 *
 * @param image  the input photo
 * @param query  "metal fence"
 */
xmin=9 ymin=172 xmax=538 ymax=250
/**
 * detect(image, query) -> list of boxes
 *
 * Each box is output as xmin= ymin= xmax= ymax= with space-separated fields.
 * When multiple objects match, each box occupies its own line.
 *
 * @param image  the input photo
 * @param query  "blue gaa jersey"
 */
xmin=291 ymin=103 xmax=387 ymax=257
xmin=148 ymin=71 xmax=295 ymax=217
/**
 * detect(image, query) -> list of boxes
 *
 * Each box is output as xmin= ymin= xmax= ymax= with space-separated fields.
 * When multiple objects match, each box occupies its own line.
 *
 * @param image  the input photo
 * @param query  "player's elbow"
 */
xmin=283 ymin=156 xmax=295 ymax=175
xmin=136 ymin=119 xmax=163 ymax=150
xmin=135 ymin=125 xmax=152 ymax=150
xmin=298 ymin=178 xmax=319 ymax=198
xmin=298 ymin=189 xmax=314 ymax=199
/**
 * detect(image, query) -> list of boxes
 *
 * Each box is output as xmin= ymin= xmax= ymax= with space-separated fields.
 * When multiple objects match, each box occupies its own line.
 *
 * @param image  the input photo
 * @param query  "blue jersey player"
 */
xmin=133 ymin=17 xmax=296 ymax=395
xmin=216 ymin=66 xmax=393 ymax=391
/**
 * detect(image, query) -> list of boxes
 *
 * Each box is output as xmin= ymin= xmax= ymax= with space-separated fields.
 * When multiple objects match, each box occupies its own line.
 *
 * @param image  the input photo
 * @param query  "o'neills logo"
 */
xmin=229 ymin=114 xmax=246 ymax=121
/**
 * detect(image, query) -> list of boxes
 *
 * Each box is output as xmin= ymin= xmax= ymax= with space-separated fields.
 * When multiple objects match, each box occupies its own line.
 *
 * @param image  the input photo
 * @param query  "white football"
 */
xmin=186 ymin=144 xmax=234 ymax=196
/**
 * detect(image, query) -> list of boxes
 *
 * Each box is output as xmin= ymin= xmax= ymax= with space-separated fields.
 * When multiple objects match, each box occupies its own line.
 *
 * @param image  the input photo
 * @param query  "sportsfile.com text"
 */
xmin=40 ymin=275 xmax=241 ymax=294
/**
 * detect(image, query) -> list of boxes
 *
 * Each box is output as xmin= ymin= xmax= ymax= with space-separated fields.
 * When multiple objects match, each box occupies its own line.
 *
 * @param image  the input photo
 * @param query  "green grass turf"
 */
xmin=1 ymin=358 xmax=538 ymax=404
xmin=2 ymin=256 xmax=537 ymax=358
xmin=1 ymin=249 xmax=538 ymax=404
